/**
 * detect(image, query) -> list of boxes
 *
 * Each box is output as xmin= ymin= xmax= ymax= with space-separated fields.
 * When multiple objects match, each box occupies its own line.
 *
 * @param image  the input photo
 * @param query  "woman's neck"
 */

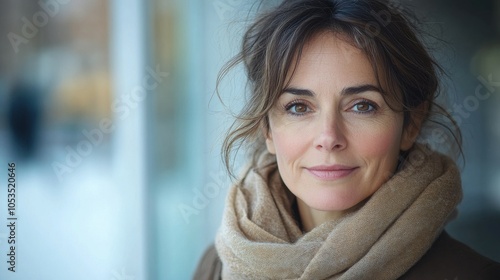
xmin=297 ymin=198 xmax=364 ymax=232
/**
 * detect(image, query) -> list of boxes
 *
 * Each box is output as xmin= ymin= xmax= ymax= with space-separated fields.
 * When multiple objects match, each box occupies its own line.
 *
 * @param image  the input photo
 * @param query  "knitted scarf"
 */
xmin=215 ymin=144 xmax=462 ymax=279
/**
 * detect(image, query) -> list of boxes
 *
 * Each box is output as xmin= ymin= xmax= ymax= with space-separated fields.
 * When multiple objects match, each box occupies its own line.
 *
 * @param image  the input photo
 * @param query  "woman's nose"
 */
xmin=313 ymin=114 xmax=347 ymax=152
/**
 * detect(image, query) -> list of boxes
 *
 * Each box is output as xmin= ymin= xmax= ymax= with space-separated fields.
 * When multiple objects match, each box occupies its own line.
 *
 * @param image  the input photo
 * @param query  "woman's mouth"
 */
xmin=306 ymin=165 xmax=359 ymax=180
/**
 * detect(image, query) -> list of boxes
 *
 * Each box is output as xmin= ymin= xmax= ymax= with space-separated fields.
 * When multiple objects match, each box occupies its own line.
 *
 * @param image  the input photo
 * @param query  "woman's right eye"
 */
xmin=285 ymin=102 xmax=311 ymax=115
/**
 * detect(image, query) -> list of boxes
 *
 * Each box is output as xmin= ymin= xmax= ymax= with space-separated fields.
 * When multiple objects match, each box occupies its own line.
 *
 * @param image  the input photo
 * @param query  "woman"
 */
xmin=195 ymin=0 xmax=500 ymax=279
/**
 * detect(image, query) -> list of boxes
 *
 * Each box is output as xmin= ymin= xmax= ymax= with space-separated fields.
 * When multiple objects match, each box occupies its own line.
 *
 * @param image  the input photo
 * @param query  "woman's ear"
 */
xmin=263 ymin=125 xmax=276 ymax=155
xmin=400 ymin=122 xmax=420 ymax=151
xmin=400 ymin=101 xmax=429 ymax=151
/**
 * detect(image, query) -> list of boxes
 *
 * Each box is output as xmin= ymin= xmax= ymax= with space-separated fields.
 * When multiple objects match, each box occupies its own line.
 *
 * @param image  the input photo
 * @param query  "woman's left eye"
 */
xmin=351 ymin=101 xmax=377 ymax=113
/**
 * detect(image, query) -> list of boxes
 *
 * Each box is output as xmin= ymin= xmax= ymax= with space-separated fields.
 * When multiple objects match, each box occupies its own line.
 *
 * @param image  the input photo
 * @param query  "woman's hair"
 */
xmin=218 ymin=0 xmax=462 ymax=176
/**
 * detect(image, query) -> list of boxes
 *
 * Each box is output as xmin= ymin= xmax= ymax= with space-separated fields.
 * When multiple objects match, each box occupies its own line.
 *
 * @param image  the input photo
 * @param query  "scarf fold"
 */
xmin=215 ymin=144 xmax=462 ymax=279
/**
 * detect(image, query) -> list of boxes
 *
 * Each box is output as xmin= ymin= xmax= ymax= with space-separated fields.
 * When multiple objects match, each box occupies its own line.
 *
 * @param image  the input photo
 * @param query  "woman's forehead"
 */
xmin=288 ymin=32 xmax=377 ymax=86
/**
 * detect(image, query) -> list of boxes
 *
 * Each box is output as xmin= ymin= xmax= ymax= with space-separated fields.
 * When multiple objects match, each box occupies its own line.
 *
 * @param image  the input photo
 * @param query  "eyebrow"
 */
xmin=282 ymin=84 xmax=383 ymax=96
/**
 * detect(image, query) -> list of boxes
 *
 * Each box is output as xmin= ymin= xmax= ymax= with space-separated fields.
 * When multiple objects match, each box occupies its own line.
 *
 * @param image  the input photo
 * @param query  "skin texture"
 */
xmin=265 ymin=32 xmax=418 ymax=232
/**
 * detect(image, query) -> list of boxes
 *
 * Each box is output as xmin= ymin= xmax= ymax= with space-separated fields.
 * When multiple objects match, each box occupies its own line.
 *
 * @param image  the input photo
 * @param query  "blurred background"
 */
xmin=0 ymin=0 xmax=498 ymax=279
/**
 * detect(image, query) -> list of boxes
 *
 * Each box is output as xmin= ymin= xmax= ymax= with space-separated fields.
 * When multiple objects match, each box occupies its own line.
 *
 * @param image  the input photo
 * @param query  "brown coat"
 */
xmin=193 ymin=231 xmax=500 ymax=280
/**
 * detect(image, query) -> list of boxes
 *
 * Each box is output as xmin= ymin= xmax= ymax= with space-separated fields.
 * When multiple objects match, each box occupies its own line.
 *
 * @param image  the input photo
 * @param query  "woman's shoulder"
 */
xmin=193 ymin=244 xmax=222 ymax=280
xmin=192 ymin=233 xmax=500 ymax=279
xmin=400 ymin=231 xmax=500 ymax=280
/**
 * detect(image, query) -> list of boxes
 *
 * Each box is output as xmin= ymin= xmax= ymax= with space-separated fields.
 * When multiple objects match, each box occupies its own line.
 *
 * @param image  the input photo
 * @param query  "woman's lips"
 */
xmin=306 ymin=165 xmax=358 ymax=180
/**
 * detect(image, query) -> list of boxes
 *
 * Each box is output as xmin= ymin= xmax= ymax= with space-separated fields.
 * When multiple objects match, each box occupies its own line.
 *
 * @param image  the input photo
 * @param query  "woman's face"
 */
xmin=265 ymin=32 xmax=416 ymax=212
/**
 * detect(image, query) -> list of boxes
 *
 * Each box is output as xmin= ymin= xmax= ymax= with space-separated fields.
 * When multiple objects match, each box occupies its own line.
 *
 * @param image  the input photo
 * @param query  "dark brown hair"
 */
xmin=218 ymin=0 xmax=462 ymax=176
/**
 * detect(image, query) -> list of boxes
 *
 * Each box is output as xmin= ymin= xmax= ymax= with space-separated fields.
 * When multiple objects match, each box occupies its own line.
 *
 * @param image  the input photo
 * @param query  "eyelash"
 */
xmin=283 ymin=99 xmax=379 ymax=116
xmin=351 ymin=99 xmax=378 ymax=114
xmin=283 ymin=100 xmax=312 ymax=116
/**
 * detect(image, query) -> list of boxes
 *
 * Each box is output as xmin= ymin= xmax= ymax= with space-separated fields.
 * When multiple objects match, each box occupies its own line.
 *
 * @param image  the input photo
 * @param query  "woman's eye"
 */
xmin=352 ymin=101 xmax=376 ymax=113
xmin=287 ymin=103 xmax=310 ymax=115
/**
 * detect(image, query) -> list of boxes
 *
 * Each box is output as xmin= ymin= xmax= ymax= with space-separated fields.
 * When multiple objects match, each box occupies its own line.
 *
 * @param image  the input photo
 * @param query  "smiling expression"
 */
xmin=265 ymin=32 xmax=415 ymax=213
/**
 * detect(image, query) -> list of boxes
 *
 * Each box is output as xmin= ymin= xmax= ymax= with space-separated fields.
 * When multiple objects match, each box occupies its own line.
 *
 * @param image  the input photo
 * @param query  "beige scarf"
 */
xmin=215 ymin=144 xmax=462 ymax=279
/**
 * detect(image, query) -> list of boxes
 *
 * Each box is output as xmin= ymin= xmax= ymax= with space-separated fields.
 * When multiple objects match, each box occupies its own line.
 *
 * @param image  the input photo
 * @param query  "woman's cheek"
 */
xmin=354 ymin=122 xmax=403 ymax=159
xmin=272 ymin=129 xmax=307 ymax=161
